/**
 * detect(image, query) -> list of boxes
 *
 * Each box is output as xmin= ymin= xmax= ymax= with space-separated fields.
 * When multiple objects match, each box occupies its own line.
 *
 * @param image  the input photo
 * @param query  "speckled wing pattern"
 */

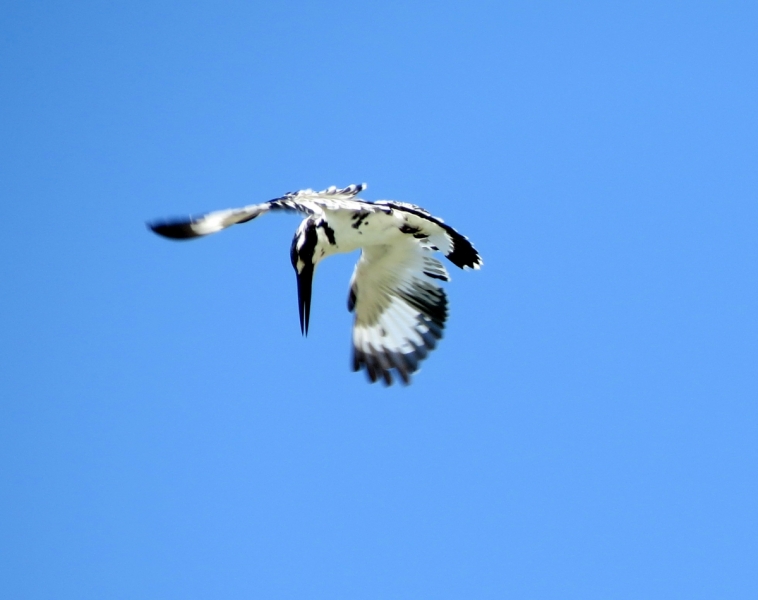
xmin=375 ymin=200 xmax=483 ymax=271
xmin=148 ymin=184 xmax=368 ymax=239
xmin=349 ymin=237 xmax=453 ymax=385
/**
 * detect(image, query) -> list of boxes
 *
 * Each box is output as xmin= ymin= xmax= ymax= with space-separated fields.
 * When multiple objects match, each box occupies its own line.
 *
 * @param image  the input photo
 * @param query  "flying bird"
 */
xmin=149 ymin=184 xmax=482 ymax=385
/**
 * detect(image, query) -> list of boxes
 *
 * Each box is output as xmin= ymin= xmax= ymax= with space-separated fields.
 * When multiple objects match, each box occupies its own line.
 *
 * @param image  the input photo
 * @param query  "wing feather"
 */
xmin=350 ymin=239 xmax=449 ymax=386
xmin=148 ymin=184 xmax=368 ymax=240
xmin=377 ymin=200 xmax=483 ymax=270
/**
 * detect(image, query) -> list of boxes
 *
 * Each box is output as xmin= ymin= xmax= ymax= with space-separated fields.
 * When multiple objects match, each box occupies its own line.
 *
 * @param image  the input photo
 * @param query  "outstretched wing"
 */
xmin=376 ymin=200 xmax=483 ymax=270
xmin=349 ymin=238 xmax=450 ymax=386
xmin=148 ymin=184 xmax=367 ymax=240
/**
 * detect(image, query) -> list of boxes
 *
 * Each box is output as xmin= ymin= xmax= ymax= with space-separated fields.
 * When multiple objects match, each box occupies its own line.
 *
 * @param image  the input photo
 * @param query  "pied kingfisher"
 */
xmin=149 ymin=184 xmax=482 ymax=386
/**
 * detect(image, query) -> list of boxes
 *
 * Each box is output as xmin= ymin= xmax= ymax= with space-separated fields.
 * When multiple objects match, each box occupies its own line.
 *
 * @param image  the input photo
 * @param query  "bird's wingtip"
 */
xmin=148 ymin=219 xmax=203 ymax=240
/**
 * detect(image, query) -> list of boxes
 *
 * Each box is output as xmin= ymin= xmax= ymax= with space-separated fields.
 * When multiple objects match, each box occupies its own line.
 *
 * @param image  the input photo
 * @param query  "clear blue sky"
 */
xmin=1 ymin=1 xmax=756 ymax=598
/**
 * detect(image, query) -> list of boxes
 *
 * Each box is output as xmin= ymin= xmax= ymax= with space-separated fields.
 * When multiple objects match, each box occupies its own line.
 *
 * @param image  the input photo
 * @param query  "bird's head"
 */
xmin=290 ymin=220 xmax=321 ymax=336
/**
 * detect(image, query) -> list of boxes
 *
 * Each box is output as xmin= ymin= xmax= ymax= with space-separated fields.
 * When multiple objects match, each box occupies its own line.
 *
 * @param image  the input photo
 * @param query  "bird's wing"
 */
xmin=375 ymin=201 xmax=483 ymax=270
xmin=349 ymin=238 xmax=450 ymax=386
xmin=148 ymin=184 xmax=367 ymax=240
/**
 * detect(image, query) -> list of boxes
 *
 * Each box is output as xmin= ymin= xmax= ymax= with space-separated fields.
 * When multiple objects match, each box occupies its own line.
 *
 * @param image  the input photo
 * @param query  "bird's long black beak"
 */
xmin=296 ymin=265 xmax=314 ymax=336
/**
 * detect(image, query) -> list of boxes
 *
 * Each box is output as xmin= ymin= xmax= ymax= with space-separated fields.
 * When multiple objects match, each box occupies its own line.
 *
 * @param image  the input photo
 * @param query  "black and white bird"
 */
xmin=149 ymin=184 xmax=482 ymax=386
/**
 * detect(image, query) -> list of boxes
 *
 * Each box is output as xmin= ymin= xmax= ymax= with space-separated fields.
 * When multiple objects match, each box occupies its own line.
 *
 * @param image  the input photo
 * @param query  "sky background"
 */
xmin=1 ymin=1 xmax=757 ymax=598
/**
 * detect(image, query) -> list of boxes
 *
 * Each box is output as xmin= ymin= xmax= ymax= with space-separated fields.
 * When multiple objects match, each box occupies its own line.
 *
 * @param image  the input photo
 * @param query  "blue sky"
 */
xmin=1 ymin=1 xmax=756 ymax=598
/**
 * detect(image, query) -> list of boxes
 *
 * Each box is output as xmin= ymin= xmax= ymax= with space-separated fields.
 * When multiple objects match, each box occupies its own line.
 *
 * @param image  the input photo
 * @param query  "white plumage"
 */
xmin=149 ymin=184 xmax=482 ymax=386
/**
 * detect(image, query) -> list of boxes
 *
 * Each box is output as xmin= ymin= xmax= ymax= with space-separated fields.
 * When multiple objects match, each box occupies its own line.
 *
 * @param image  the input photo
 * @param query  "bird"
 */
xmin=148 ymin=184 xmax=482 ymax=386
